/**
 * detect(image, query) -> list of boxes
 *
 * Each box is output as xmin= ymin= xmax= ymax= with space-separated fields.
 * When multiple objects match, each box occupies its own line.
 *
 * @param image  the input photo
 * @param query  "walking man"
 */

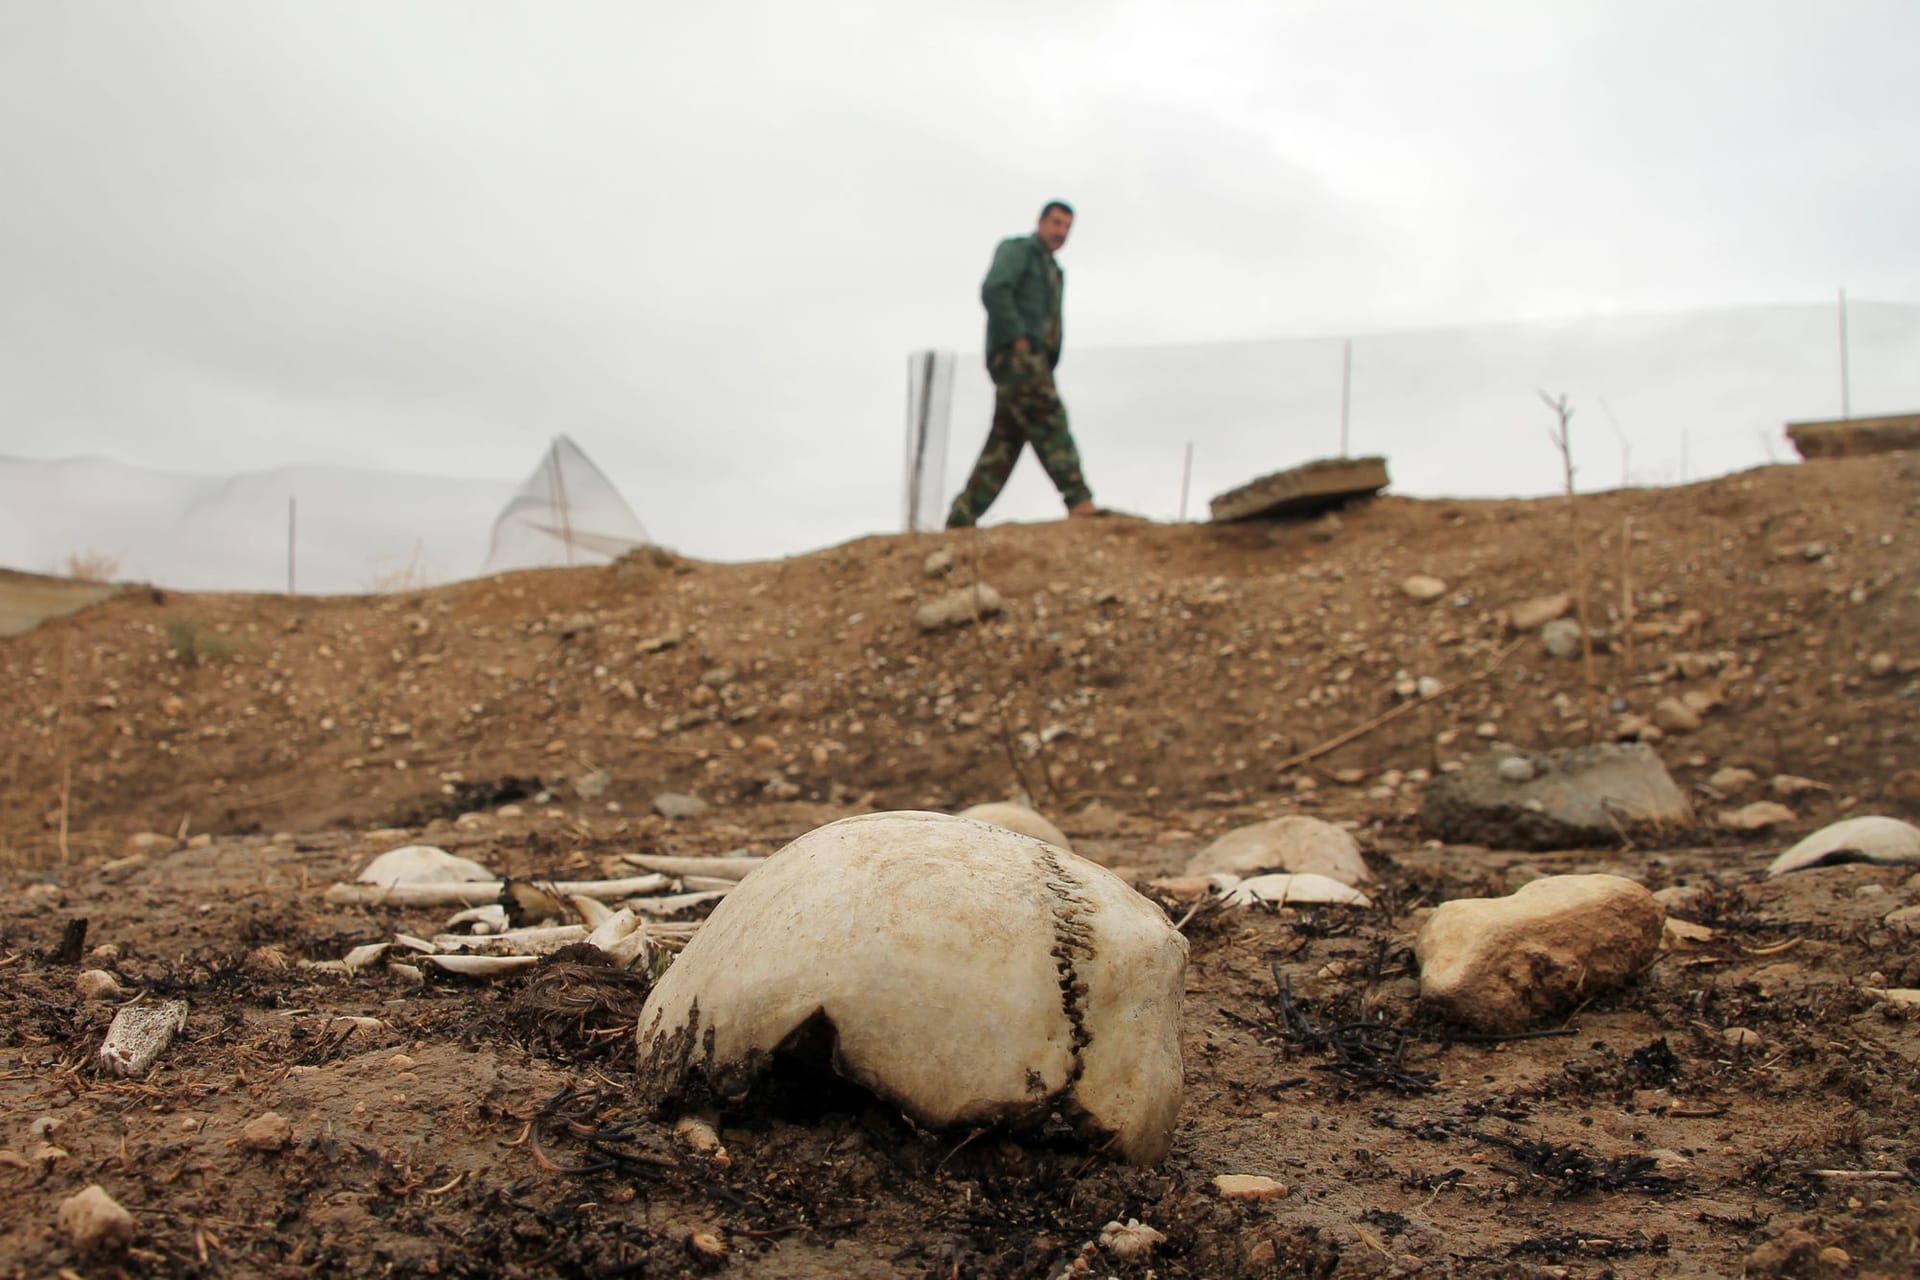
xmin=945 ymin=201 xmax=1096 ymax=528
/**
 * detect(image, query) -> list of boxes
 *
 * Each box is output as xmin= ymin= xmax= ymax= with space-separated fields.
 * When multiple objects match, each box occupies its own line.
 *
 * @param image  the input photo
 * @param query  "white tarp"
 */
xmin=480 ymin=434 xmax=650 ymax=575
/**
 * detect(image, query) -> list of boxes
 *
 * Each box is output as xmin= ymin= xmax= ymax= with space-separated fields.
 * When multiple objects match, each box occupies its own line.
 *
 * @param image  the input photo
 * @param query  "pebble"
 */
xmin=1496 ymin=756 xmax=1536 ymax=783
xmin=914 ymin=583 xmax=1005 ymax=632
xmin=75 ymin=969 xmax=125 ymax=1001
xmin=1185 ymin=815 xmax=1368 ymax=885
xmin=1718 ymin=801 xmax=1796 ymax=832
xmin=1651 ymin=697 xmax=1701 ymax=734
xmin=652 ymin=792 xmax=710 ymax=819
xmin=1723 ymin=1026 xmax=1763 ymax=1051
xmin=239 ymin=1111 xmax=293 ymax=1152
xmin=57 ymin=1184 xmax=135 ymax=1255
xmin=1400 ymin=574 xmax=1447 ymax=602
xmin=958 ymin=802 xmax=1071 ymax=851
xmin=1507 ymin=591 xmax=1572 ymax=632
xmin=1541 ymin=617 xmax=1584 ymax=658
xmin=923 ymin=548 xmax=953 ymax=578
xmin=1708 ymin=766 xmax=1758 ymax=795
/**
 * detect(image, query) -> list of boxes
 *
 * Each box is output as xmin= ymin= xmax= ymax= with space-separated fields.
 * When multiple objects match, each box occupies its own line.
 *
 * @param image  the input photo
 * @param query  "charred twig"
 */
xmin=1268 ymin=964 xmax=1439 ymax=1094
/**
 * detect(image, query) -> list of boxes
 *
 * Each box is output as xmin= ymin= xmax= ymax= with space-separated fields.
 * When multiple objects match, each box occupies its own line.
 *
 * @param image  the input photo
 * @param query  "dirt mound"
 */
xmin=2 ymin=455 xmax=1917 ymax=1276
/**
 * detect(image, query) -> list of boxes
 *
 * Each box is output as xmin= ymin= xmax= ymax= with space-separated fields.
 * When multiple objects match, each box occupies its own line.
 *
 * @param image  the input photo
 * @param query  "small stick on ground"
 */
xmin=1273 ymin=639 xmax=1525 ymax=773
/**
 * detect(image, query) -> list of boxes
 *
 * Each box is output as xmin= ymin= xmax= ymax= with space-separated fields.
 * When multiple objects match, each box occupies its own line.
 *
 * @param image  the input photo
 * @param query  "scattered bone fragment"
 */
xmin=1213 ymin=1173 xmax=1289 ymax=1201
xmin=957 ymin=801 xmax=1072 ymax=851
xmin=1766 ymin=816 xmax=1920 ymax=876
xmin=422 ymin=953 xmax=541 ymax=976
xmin=1415 ymin=875 xmax=1664 ymax=1034
xmin=357 ymin=845 xmax=495 ymax=885
xmin=96 ymin=999 xmax=189 ymax=1077
xmin=447 ymin=904 xmax=512 ymax=934
xmin=430 ymin=924 xmax=589 ymax=955
xmin=686 ymin=1230 xmax=728 ymax=1260
xmin=620 ymin=853 xmax=768 ymax=880
xmin=673 ymin=1115 xmax=731 ymax=1166
xmin=1099 ymin=1218 xmax=1166 ymax=1259
xmin=636 ymin=811 xmax=1187 ymax=1164
xmin=625 ymin=889 xmax=729 ymax=917
xmin=1221 ymin=872 xmax=1372 ymax=908
xmin=57 ymin=1184 xmax=135 ymax=1255
xmin=342 ymin=942 xmax=390 ymax=974
xmin=323 ymin=873 xmax=669 ymax=907
xmin=1718 ymin=801 xmax=1796 ymax=832
xmin=584 ymin=907 xmax=653 ymax=970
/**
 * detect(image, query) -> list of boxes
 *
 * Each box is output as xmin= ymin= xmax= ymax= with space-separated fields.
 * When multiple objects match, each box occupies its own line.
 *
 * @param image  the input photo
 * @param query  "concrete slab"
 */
xmin=1786 ymin=413 xmax=1920 ymax=459
xmin=0 ymin=569 xmax=123 ymax=637
xmin=1208 ymin=455 xmax=1390 ymax=523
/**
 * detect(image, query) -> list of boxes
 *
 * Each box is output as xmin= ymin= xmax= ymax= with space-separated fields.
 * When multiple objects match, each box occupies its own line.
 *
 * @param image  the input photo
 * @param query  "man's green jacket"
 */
xmin=980 ymin=234 xmax=1063 ymax=365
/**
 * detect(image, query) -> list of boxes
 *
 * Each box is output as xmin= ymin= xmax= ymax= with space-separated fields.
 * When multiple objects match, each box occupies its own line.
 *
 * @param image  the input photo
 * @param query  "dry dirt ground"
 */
xmin=2 ymin=454 xmax=1918 ymax=1278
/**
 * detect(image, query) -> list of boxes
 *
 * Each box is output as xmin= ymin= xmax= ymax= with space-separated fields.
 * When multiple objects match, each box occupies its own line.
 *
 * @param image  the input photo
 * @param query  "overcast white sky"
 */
xmin=4 ymin=2 xmax=1918 ymax=565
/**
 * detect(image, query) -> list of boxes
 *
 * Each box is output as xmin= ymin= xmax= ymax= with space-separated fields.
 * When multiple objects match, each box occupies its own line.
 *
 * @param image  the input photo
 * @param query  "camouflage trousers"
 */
xmin=945 ymin=349 xmax=1091 ymax=528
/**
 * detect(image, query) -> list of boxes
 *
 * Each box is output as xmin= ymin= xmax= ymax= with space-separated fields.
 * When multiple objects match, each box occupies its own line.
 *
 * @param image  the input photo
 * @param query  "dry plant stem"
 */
xmin=57 ymin=632 xmax=73 ymax=863
xmin=1273 ymin=639 xmax=1526 ymax=773
xmin=1620 ymin=515 xmax=1636 ymax=679
xmin=1540 ymin=390 xmax=1601 ymax=742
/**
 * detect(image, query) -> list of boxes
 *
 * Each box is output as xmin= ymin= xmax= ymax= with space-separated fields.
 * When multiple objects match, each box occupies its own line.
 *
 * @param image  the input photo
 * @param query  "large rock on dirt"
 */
xmin=1184 ymin=816 xmax=1369 ymax=885
xmin=57 ymin=1184 xmax=135 ymax=1255
xmin=914 ymin=583 xmax=1005 ymax=632
xmin=1419 ymin=744 xmax=1693 ymax=850
xmin=957 ymin=802 xmax=1071 ymax=851
xmin=635 ymin=811 xmax=1187 ymax=1164
xmin=358 ymin=845 xmax=493 ymax=885
xmin=1766 ymin=815 xmax=1920 ymax=876
xmin=1415 ymin=874 xmax=1665 ymax=1033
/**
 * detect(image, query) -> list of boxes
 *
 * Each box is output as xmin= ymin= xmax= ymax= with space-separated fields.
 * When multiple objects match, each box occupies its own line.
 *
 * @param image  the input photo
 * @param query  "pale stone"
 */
xmin=1508 ymin=592 xmax=1572 ymax=632
xmin=1651 ymin=697 xmax=1701 ymax=734
xmin=922 ymin=548 xmax=953 ymax=578
xmin=1400 ymin=574 xmax=1447 ymax=602
xmin=1723 ymin=1027 xmax=1762 ymax=1050
xmin=75 ymin=969 xmax=125 ymax=1001
xmin=1100 ymin=1219 xmax=1166 ymax=1259
xmin=1769 ymin=774 xmax=1825 ymax=799
xmin=957 ymin=802 xmax=1070 ymax=851
xmin=1708 ymin=766 xmax=1758 ymax=795
xmin=1496 ymin=756 xmax=1536 ymax=783
xmin=240 ymin=1111 xmax=293 ymax=1151
xmin=1213 ymin=1173 xmax=1289 ymax=1201
xmin=1541 ymin=617 xmax=1584 ymax=658
xmin=652 ymin=792 xmax=709 ymax=819
xmin=57 ymin=1184 xmax=135 ymax=1255
xmin=1718 ymin=801 xmax=1797 ymax=832
xmin=1766 ymin=815 xmax=1920 ymax=876
xmin=357 ymin=845 xmax=493 ymax=885
xmin=914 ymin=583 xmax=1005 ymax=632
xmin=636 ymin=812 xmax=1187 ymax=1164
xmin=1415 ymin=874 xmax=1665 ymax=1033
xmin=1184 ymin=815 xmax=1370 ymax=885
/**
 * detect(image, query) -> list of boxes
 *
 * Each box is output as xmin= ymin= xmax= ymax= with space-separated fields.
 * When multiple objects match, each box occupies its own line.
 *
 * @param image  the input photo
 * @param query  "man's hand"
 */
xmin=1012 ymin=337 xmax=1031 ymax=354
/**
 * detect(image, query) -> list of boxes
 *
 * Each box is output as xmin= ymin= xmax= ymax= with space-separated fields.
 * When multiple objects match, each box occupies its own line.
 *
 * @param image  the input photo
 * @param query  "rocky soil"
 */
xmin=2 ymin=453 xmax=1918 ymax=1277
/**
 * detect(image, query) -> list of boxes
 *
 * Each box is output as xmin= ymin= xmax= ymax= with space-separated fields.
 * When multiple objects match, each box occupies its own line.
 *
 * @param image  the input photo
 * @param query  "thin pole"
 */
xmin=1178 ymin=441 xmax=1194 ymax=521
xmin=1838 ymin=287 xmax=1851 ymax=420
xmin=549 ymin=441 xmax=575 ymax=566
xmin=287 ymin=496 xmax=296 ymax=594
xmin=1339 ymin=338 xmax=1352 ymax=456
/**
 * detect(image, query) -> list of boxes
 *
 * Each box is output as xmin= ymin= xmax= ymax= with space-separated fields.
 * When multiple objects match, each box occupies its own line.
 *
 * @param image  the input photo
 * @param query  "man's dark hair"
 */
xmin=1039 ymin=200 xmax=1075 ymax=222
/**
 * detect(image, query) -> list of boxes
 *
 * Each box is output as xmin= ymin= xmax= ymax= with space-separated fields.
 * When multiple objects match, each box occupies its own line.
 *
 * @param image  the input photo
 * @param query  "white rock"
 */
xmin=357 ymin=845 xmax=494 ymax=885
xmin=1184 ymin=815 xmax=1370 ymax=885
xmin=1221 ymin=873 xmax=1372 ymax=908
xmin=957 ymin=802 xmax=1071 ymax=851
xmin=913 ymin=583 xmax=1005 ymax=632
xmin=1496 ymin=756 xmax=1536 ymax=783
xmin=1415 ymin=875 xmax=1665 ymax=1034
xmin=1401 ymin=574 xmax=1447 ymax=602
xmin=57 ymin=1184 xmax=135 ymax=1255
xmin=1766 ymin=816 xmax=1920 ymax=876
xmin=1541 ymin=617 xmax=1584 ymax=658
xmin=635 ymin=812 xmax=1187 ymax=1164
xmin=922 ymin=547 xmax=954 ymax=578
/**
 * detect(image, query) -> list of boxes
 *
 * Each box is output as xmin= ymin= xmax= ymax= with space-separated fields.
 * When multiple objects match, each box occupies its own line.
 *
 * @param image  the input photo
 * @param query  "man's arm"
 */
xmin=980 ymin=238 xmax=1031 ymax=346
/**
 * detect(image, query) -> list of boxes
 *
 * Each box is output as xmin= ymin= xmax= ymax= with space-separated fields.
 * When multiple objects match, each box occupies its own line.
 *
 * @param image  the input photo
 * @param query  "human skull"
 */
xmin=634 ymin=811 xmax=1187 ymax=1163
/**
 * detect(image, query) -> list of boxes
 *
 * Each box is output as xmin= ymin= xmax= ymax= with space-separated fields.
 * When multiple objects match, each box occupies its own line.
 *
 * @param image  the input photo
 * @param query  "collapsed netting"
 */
xmin=482 ymin=434 xmax=651 ymax=575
